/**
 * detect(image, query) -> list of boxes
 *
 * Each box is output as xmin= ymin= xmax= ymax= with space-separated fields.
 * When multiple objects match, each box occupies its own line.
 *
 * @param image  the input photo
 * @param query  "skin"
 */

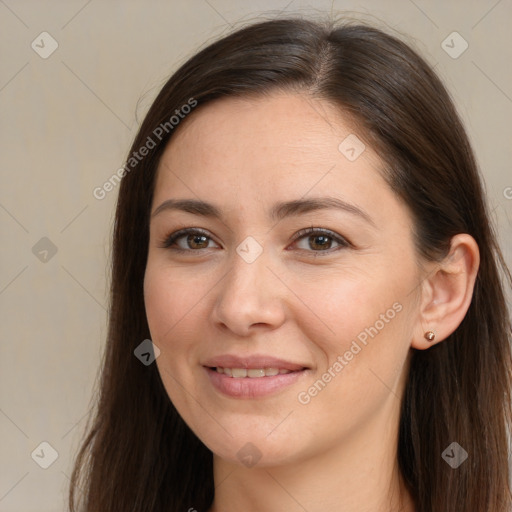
xmin=143 ymin=91 xmax=479 ymax=512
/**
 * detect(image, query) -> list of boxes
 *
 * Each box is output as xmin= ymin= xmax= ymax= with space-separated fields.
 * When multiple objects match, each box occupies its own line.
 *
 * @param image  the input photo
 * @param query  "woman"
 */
xmin=69 ymin=16 xmax=512 ymax=512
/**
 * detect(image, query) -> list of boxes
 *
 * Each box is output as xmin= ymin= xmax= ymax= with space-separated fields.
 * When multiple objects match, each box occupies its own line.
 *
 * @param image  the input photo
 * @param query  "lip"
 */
xmin=202 ymin=354 xmax=308 ymax=371
xmin=202 ymin=354 xmax=310 ymax=399
xmin=204 ymin=367 xmax=308 ymax=399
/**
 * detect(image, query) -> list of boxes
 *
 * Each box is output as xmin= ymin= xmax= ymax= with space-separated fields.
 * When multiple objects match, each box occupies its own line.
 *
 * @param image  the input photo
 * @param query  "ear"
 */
xmin=411 ymin=233 xmax=480 ymax=350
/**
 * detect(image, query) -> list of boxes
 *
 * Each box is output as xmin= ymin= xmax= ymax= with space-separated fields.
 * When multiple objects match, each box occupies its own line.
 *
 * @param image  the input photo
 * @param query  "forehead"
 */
xmin=160 ymin=92 xmax=370 ymax=166
xmin=152 ymin=91 xmax=402 ymax=228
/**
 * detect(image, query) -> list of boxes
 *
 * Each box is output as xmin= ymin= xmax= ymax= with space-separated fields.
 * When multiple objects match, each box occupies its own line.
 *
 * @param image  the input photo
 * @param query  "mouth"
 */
xmin=202 ymin=356 xmax=310 ymax=398
xmin=208 ymin=367 xmax=301 ymax=378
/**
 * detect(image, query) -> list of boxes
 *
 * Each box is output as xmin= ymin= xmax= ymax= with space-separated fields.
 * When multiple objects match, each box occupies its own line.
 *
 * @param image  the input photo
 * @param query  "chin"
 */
xmin=194 ymin=423 xmax=311 ymax=469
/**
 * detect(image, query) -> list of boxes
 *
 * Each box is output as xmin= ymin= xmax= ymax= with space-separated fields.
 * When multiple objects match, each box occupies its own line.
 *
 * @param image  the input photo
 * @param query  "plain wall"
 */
xmin=0 ymin=1 xmax=511 ymax=510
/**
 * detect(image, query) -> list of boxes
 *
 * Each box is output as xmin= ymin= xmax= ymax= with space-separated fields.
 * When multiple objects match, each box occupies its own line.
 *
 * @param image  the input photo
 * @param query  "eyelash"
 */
xmin=158 ymin=226 xmax=352 ymax=256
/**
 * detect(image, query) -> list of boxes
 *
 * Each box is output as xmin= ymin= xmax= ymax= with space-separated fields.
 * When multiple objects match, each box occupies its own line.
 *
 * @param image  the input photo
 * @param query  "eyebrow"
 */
xmin=151 ymin=196 xmax=376 ymax=226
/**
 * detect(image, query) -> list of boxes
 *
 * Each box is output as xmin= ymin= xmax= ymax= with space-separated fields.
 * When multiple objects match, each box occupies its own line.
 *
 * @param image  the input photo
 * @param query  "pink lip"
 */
xmin=204 ymin=366 xmax=308 ymax=399
xmin=202 ymin=354 xmax=310 ymax=399
xmin=202 ymin=354 xmax=308 ymax=371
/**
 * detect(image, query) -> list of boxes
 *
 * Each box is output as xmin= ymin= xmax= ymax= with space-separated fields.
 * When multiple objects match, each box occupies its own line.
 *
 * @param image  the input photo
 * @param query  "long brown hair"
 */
xmin=69 ymin=16 xmax=512 ymax=512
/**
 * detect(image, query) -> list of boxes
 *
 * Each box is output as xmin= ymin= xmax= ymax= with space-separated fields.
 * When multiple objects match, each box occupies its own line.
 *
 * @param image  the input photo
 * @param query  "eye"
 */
xmin=158 ymin=226 xmax=352 ymax=255
xmin=159 ymin=228 xmax=218 ymax=252
xmin=289 ymin=227 xmax=351 ymax=255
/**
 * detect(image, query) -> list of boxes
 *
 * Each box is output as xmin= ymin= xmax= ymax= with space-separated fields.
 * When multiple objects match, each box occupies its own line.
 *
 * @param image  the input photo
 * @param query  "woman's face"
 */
xmin=144 ymin=91 xmax=423 ymax=467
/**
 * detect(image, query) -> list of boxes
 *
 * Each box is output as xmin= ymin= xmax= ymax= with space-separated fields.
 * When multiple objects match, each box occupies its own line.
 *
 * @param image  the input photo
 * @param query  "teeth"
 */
xmin=247 ymin=369 xmax=265 ymax=378
xmin=232 ymin=368 xmax=247 ymax=378
xmin=215 ymin=367 xmax=292 ymax=378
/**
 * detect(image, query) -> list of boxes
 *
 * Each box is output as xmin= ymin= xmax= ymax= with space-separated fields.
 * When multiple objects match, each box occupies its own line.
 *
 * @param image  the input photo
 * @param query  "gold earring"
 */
xmin=424 ymin=330 xmax=436 ymax=342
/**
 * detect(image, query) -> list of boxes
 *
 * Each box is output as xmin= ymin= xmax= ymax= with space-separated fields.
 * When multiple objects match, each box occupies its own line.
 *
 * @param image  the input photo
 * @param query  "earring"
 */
xmin=424 ymin=330 xmax=436 ymax=342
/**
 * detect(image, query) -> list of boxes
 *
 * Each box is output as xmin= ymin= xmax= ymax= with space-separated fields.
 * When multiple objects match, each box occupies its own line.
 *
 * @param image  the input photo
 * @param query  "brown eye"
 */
xmin=183 ymin=233 xmax=210 ymax=250
xmin=290 ymin=227 xmax=351 ymax=255
xmin=159 ymin=226 xmax=351 ymax=256
xmin=160 ymin=228 xmax=218 ymax=252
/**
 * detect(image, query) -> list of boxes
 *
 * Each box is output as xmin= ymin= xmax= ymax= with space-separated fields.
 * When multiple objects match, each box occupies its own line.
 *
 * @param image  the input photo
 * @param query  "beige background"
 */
xmin=0 ymin=0 xmax=511 ymax=510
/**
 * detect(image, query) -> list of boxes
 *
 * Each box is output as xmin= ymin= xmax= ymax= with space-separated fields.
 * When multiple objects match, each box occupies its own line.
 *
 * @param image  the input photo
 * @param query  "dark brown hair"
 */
xmin=69 ymin=16 xmax=512 ymax=512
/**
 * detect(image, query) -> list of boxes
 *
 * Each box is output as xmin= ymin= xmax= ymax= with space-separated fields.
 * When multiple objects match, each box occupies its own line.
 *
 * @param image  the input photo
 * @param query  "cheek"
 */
xmin=143 ymin=264 xmax=203 ymax=404
xmin=143 ymin=264 xmax=208 ymax=428
xmin=294 ymin=267 xmax=406 ymax=358
xmin=294 ymin=269 xmax=413 ymax=407
xmin=143 ymin=262 xmax=204 ymax=344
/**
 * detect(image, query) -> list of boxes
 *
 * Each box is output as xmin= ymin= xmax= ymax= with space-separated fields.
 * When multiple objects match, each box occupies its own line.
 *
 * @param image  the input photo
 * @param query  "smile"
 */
xmin=204 ymin=366 xmax=308 ymax=398
xmin=213 ymin=367 xmax=293 ymax=377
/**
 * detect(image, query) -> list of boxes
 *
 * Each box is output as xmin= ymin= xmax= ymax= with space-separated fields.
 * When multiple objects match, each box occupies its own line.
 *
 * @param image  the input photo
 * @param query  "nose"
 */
xmin=211 ymin=246 xmax=287 ymax=337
